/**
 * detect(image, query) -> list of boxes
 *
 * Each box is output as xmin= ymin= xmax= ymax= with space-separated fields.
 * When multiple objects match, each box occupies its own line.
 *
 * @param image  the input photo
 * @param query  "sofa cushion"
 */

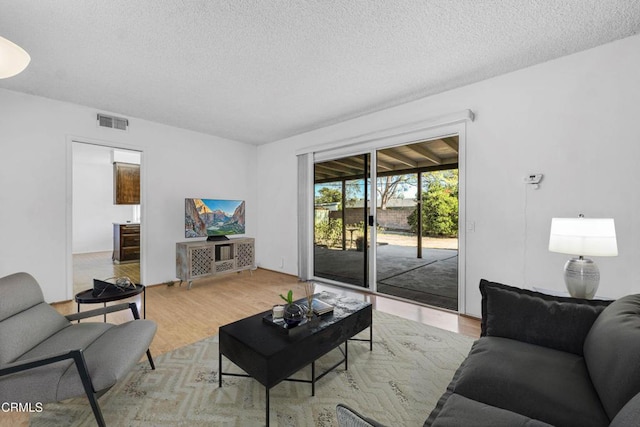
xmin=2 ymin=319 xmax=156 ymax=403
xmin=425 ymin=347 xmax=471 ymax=426
xmin=480 ymin=279 xmax=610 ymax=355
xmin=0 ymin=272 xmax=71 ymax=365
xmin=452 ymin=337 xmax=609 ymax=427
xmin=57 ymin=319 xmax=157 ymax=400
xmin=584 ymin=294 xmax=640 ymax=420
xmin=0 ymin=303 xmax=71 ymax=365
xmin=430 ymin=393 xmax=553 ymax=427
xmin=0 ymin=272 xmax=48 ymax=321
xmin=2 ymin=323 xmax=112 ymax=403
xmin=610 ymin=392 xmax=640 ymax=427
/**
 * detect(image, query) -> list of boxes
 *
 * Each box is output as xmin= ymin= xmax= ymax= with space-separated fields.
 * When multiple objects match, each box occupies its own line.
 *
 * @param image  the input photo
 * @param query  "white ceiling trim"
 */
xmin=307 ymin=109 xmax=474 ymax=162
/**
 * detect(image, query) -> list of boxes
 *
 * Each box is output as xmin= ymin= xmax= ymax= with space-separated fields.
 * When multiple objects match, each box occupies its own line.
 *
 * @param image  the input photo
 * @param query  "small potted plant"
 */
xmin=279 ymin=290 xmax=304 ymax=327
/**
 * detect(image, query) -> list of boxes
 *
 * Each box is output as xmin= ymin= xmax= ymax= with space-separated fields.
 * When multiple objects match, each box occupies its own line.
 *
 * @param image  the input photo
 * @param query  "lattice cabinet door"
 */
xmin=189 ymin=246 xmax=214 ymax=277
xmin=176 ymin=242 xmax=214 ymax=286
xmin=236 ymin=239 xmax=255 ymax=269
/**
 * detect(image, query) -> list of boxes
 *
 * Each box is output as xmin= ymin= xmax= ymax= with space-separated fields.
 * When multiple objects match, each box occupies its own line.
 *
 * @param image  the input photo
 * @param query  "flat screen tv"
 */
xmin=185 ymin=198 xmax=245 ymax=241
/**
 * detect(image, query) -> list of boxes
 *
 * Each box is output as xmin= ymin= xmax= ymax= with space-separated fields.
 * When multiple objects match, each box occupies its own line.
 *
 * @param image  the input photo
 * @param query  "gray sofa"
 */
xmin=425 ymin=279 xmax=640 ymax=427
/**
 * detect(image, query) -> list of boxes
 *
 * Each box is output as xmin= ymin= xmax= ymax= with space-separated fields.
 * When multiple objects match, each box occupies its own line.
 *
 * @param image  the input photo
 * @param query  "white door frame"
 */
xmin=65 ymin=135 xmax=145 ymax=301
xmin=299 ymin=110 xmax=473 ymax=314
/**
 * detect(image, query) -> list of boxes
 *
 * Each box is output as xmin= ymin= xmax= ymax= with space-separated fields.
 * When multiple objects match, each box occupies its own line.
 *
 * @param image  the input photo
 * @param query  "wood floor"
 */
xmin=69 ymin=253 xmax=480 ymax=353
xmin=73 ymin=251 xmax=140 ymax=295
xmin=57 ymin=267 xmax=480 ymax=356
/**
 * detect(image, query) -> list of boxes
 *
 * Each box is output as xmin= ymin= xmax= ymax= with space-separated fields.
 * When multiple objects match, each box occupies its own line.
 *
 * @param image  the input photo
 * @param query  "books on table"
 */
xmin=308 ymin=298 xmax=334 ymax=315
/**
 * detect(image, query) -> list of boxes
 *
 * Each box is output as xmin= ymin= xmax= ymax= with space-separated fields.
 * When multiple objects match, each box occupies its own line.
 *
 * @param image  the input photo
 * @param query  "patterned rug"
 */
xmin=31 ymin=311 xmax=474 ymax=426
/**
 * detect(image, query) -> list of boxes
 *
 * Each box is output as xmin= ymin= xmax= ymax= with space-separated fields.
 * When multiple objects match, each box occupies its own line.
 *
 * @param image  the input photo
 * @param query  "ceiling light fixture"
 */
xmin=0 ymin=36 xmax=30 ymax=79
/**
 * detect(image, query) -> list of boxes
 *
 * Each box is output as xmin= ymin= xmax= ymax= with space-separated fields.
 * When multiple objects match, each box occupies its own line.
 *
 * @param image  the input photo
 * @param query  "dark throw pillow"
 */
xmin=480 ymin=279 xmax=611 ymax=355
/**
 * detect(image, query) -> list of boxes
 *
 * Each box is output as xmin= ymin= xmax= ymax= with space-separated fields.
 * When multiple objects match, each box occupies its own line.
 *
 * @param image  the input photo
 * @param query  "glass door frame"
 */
xmin=300 ymin=111 xmax=472 ymax=313
xmin=312 ymin=153 xmax=372 ymax=288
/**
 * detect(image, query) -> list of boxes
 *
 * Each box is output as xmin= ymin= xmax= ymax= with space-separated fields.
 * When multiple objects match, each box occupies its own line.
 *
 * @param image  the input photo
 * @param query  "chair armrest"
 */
xmin=1 ymin=348 xmax=99 ymax=398
xmin=480 ymin=279 xmax=612 ymax=355
xmin=65 ymin=302 xmax=141 ymax=322
xmin=0 ymin=349 xmax=80 ymax=377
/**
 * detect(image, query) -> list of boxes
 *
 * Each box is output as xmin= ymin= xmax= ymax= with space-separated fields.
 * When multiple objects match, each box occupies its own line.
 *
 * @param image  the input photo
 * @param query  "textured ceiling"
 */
xmin=1 ymin=1 xmax=639 ymax=145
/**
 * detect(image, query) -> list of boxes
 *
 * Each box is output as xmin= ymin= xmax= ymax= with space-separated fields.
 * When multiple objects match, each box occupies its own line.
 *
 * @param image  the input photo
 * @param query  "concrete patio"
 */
xmin=314 ymin=240 xmax=458 ymax=311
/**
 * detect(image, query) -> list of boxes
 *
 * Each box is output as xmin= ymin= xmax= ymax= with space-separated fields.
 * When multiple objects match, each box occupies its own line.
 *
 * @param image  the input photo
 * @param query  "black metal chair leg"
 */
xmin=86 ymin=390 xmax=106 ymax=427
xmin=146 ymin=349 xmax=156 ymax=370
xmin=72 ymin=350 xmax=106 ymax=427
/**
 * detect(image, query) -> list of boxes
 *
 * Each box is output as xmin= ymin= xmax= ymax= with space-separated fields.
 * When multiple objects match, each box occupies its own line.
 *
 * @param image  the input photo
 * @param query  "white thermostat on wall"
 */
xmin=524 ymin=174 xmax=543 ymax=189
xmin=524 ymin=174 xmax=543 ymax=184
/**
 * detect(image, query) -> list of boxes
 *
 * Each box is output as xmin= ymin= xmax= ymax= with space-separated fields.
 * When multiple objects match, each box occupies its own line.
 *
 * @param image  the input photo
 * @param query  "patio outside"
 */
xmin=376 ymin=232 xmax=458 ymax=310
xmin=314 ymin=145 xmax=459 ymax=311
xmin=314 ymin=231 xmax=458 ymax=311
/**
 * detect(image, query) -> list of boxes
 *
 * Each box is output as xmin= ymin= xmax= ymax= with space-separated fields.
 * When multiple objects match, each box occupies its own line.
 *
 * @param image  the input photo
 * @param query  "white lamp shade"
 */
xmin=0 ymin=36 xmax=30 ymax=79
xmin=549 ymin=217 xmax=618 ymax=257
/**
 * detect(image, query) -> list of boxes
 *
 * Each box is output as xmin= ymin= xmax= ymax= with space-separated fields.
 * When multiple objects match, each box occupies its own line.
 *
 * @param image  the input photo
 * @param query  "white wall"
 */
xmin=72 ymin=143 xmax=138 ymax=253
xmin=256 ymin=34 xmax=640 ymax=317
xmin=0 ymin=90 xmax=257 ymax=302
xmin=3 ymin=34 xmax=639 ymax=311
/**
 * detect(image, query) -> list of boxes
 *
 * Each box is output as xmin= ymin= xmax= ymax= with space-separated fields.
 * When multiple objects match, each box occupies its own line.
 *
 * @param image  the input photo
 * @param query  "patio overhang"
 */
xmin=314 ymin=137 xmax=458 ymax=183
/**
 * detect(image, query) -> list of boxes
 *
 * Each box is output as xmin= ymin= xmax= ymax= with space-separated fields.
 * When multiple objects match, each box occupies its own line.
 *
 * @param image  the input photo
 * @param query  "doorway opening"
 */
xmin=71 ymin=142 xmax=141 ymax=295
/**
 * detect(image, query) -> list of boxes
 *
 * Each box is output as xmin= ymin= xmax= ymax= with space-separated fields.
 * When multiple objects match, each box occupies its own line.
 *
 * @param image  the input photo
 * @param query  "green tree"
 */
xmin=407 ymin=170 xmax=458 ymax=237
xmin=345 ymin=180 xmax=364 ymax=208
xmin=315 ymin=218 xmax=343 ymax=247
xmin=315 ymin=187 xmax=342 ymax=205
xmin=377 ymin=174 xmax=416 ymax=209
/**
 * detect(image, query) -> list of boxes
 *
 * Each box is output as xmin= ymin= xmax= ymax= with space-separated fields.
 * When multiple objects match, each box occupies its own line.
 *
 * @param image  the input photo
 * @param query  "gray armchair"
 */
xmin=0 ymin=272 xmax=157 ymax=426
xmin=336 ymin=404 xmax=387 ymax=427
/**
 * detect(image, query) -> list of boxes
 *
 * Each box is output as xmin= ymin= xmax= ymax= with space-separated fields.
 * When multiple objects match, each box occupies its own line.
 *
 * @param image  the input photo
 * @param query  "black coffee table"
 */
xmin=218 ymin=292 xmax=372 ymax=426
xmin=75 ymin=284 xmax=146 ymax=321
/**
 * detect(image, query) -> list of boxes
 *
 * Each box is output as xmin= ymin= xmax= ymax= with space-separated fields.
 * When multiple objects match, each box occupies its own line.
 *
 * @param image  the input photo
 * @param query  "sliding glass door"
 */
xmin=313 ymin=154 xmax=370 ymax=287
xmin=301 ymin=113 xmax=471 ymax=313
xmin=310 ymin=137 xmax=460 ymax=311
xmin=374 ymin=139 xmax=460 ymax=310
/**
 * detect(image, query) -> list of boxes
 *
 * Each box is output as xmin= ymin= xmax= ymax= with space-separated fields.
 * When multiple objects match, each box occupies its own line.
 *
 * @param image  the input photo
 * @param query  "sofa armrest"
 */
xmin=480 ymin=279 xmax=611 ymax=355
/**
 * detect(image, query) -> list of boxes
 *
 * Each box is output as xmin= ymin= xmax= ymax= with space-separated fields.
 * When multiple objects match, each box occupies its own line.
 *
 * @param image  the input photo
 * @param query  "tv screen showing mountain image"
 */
xmin=185 ymin=199 xmax=245 ymax=240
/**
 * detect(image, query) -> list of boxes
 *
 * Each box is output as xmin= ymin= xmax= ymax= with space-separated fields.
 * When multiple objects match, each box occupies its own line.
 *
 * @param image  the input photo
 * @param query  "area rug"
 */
xmin=31 ymin=311 xmax=474 ymax=426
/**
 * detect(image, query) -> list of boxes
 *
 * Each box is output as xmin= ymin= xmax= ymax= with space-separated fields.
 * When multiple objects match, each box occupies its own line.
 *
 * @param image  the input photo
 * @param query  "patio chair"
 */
xmin=0 ymin=272 xmax=157 ymax=426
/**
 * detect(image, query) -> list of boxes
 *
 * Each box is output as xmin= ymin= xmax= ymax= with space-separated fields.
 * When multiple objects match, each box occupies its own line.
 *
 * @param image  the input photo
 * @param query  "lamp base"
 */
xmin=564 ymin=257 xmax=600 ymax=299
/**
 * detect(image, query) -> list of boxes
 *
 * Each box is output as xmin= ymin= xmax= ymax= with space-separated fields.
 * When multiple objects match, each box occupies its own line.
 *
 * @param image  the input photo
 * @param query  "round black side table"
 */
xmin=75 ymin=284 xmax=146 ymax=322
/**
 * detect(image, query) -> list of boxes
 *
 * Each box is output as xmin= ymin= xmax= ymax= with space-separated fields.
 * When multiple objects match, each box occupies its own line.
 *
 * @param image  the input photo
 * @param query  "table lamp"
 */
xmin=548 ymin=215 xmax=617 ymax=299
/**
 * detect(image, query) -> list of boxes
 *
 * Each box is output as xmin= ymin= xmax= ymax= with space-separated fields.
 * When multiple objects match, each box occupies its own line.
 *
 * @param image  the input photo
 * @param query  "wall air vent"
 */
xmin=97 ymin=114 xmax=129 ymax=131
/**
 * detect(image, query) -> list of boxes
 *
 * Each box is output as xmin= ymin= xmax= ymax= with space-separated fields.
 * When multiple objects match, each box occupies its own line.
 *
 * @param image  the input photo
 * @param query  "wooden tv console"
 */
xmin=176 ymin=237 xmax=255 ymax=289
